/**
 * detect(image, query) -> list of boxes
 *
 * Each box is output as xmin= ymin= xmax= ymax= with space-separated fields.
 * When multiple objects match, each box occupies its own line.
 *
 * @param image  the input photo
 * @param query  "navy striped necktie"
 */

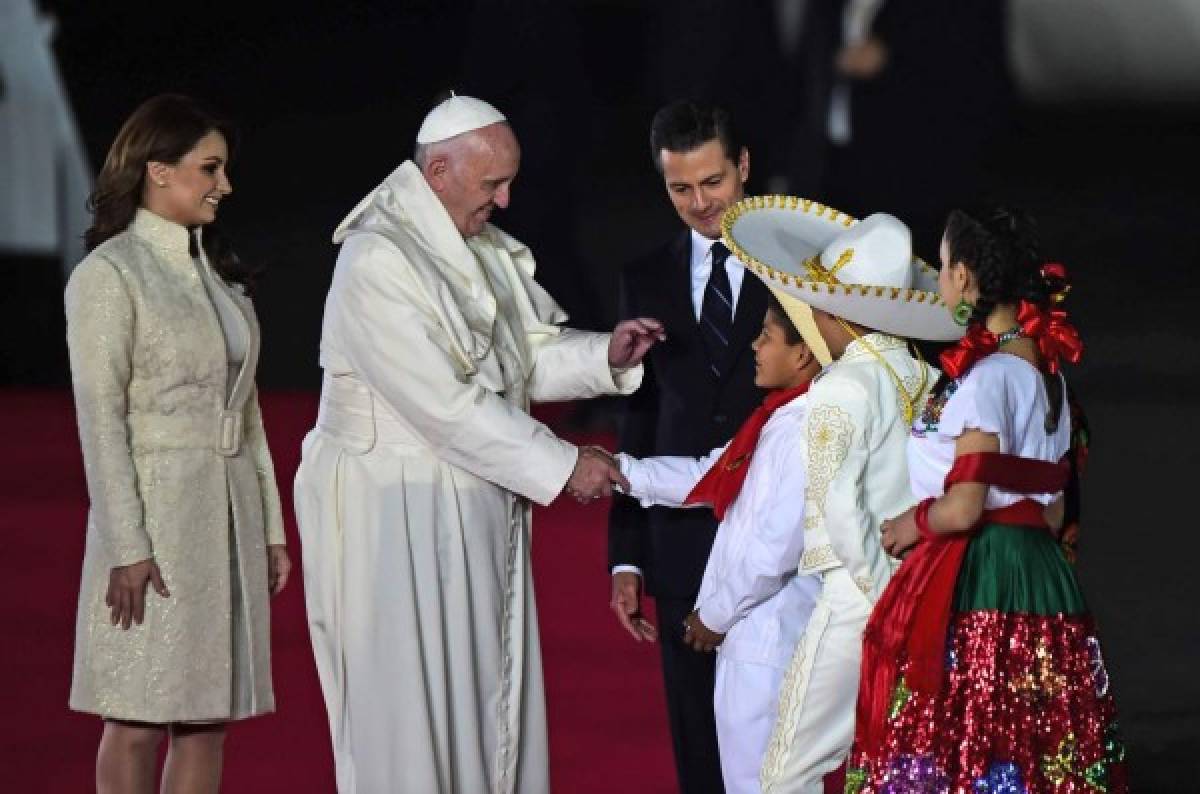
xmin=700 ymin=240 xmax=734 ymax=378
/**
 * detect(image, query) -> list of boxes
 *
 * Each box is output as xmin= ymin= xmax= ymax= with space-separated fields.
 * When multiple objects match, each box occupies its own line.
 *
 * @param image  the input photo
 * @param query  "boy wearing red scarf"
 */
xmin=614 ymin=293 xmax=823 ymax=794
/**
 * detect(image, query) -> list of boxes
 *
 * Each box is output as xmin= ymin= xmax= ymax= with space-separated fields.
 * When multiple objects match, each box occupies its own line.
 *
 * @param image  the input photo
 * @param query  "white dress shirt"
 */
xmin=690 ymin=228 xmax=746 ymax=320
xmin=618 ymin=396 xmax=819 ymax=668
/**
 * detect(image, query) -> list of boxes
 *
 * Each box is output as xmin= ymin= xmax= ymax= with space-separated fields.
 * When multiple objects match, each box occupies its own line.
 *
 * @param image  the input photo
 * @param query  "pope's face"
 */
xmin=437 ymin=123 xmax=520 ymax=237
xmin=659 ymin=140 xmax=748 ymax=239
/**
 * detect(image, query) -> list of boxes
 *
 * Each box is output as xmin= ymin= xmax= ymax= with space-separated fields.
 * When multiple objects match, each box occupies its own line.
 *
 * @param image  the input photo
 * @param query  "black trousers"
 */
xmin=655 ymin=596 xmax=725 ymax=794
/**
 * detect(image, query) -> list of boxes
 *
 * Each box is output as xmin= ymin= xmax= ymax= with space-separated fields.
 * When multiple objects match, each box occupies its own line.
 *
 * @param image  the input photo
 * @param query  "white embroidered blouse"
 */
xmin=908 ymin=353 xmax=1071 ymax=507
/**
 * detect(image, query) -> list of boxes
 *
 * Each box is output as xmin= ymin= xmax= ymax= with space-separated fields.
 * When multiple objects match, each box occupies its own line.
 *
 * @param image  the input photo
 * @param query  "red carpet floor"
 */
xmin=0 ymin=390 xmax=678 ymax=793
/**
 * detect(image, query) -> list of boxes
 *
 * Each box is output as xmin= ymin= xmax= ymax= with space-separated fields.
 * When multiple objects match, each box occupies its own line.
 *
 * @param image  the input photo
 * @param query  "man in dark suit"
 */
xmin=607 ymin=100 xmax=766 ymax=794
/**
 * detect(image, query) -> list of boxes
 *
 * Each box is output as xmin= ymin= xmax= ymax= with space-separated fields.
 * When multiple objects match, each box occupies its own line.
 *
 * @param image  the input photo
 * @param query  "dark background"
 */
xmin=6 ymin=0 xmax=1200 ymax=788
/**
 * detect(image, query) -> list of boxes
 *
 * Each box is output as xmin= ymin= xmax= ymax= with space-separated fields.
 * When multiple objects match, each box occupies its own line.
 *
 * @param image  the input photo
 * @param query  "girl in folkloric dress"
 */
xmin=67 ymin=95 xmax=290 ymax=794
xmin=847 ymin=207 xmax=1126 ymax=792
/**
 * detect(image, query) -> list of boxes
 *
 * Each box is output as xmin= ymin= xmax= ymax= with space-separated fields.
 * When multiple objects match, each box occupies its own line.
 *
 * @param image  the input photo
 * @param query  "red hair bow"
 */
xmin=939 ymin=263 xmax=1083 ymax=379
xmin=1017 ymin=299 xmax=1083 ymax=375
xmin=939 ymin=323 xmax=997 ymax=379
xmin=1041 ymin=262 xmax=1072 ymax=303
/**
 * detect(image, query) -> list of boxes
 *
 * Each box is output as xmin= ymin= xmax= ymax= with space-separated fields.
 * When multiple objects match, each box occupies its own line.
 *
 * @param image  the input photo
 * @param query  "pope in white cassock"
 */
xmin=294 ymin=95 xmax=663 ymax=794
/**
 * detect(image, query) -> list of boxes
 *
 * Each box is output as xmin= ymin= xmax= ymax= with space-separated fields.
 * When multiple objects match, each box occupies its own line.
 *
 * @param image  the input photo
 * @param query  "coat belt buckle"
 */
xmin=216 ymin=409 xmax=242 ymax=456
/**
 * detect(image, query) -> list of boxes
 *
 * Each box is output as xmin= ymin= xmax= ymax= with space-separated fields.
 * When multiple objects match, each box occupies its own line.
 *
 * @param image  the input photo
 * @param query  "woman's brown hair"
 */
xmin=86 ymin=94 xmax=256 ymax=289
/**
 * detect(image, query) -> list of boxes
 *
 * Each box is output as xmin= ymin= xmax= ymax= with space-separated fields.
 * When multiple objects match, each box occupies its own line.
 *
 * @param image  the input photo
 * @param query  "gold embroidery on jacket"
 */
xmin=804 ymin=405 xmax=853 ymax=531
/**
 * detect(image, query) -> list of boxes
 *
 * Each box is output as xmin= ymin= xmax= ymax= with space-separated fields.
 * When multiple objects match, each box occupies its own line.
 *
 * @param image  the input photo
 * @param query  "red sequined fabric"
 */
xmin=847 ymin=610 xmax=1126 ymax=793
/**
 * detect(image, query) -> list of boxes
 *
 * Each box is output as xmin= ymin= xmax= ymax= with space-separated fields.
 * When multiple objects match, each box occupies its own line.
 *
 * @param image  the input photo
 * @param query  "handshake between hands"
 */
xmin=565 ymin=444 xmax=628 ymax=504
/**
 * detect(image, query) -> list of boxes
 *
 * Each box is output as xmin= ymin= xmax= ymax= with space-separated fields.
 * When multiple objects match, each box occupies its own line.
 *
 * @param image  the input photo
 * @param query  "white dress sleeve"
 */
xmin=527 ymin=329 xmax=643 ymax=402
xmin=937 ymin=362 xmax=1010 ymax=446
xmin=694 ymin=429 xmax=808 ymax=634
xmin=329 ymin=237 xmax=579 ymax=506
xmin=617 ymin=445 xmax=728 ymax=508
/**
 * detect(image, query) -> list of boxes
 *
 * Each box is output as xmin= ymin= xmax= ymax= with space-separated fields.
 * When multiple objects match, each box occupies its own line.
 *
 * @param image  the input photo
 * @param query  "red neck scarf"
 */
xmin=684 ymin=383 xmax=810 ymax=520
xmin=940 ymin=265 xmax=1083 ymax=379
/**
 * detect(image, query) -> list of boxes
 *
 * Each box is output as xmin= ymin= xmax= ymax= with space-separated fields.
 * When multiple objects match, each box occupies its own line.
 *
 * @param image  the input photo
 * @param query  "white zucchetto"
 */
xmin=415 ymin=94 xmax=507 ymax=144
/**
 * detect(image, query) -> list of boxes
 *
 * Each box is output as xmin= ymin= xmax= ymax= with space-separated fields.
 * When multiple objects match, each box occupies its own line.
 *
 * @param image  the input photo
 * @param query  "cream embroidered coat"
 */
xmin=66 ymin=209 xmax=285 ymax=723
xmin=294 ymin=161 xmax=641 ymax=794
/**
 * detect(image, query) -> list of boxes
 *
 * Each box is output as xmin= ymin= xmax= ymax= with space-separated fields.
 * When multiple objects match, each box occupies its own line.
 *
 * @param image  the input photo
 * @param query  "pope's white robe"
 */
xmin=294 ymin=161 xmax=641 ymax=794
xmin=620 ymin=396 xmax=820 ymax=794
xmin=759 ymin=333 xmax=938 ymax=793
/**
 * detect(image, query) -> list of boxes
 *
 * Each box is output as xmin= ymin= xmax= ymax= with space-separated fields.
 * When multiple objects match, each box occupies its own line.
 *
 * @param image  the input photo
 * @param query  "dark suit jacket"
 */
xmin=607 ymin=232 xmax=767 ymax=599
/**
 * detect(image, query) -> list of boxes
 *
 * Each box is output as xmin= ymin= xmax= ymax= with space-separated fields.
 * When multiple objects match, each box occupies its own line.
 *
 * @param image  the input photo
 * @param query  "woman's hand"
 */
xmin=881 ymin=507 xmax=920 ymax=558
xmin=268 ymin=545 xmax=291 ymax=597
xmin=107 ymin=559 xmax=169 ymax=630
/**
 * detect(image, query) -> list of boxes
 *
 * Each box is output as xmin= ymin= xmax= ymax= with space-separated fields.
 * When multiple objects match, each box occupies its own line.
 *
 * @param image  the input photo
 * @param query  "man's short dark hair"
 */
xmin=649 ymin=99 xmax=743 ymax=173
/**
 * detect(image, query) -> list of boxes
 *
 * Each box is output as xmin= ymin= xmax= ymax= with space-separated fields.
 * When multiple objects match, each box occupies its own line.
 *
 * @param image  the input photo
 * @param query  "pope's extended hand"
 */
xmin=565 ymin=446 xmax=628 ymax=503
xmin=608 ymin=317 xmax=666 ymax=369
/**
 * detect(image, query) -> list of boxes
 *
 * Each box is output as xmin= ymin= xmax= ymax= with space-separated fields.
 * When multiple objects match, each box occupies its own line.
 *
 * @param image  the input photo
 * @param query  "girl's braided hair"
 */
xmin=938 ymin=206 xmax=1064 ymax=432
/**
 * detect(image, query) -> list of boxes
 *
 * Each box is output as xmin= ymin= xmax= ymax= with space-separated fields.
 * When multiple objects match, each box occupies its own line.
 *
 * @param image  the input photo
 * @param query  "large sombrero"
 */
xmin=721 ymin=196 xmax=964 ymax=345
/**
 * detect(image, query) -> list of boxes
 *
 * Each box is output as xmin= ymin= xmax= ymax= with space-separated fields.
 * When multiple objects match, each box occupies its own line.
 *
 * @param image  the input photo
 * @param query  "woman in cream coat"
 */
xmin=65 ymin=94 xmax=290 ymax=794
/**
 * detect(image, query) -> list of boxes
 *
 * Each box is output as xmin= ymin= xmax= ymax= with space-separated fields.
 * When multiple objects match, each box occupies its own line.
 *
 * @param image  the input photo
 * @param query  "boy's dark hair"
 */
xmin=649 ymin=99 xmax=743 ymax=173
xmin=765 ymin=292 xmax=804 ymax=345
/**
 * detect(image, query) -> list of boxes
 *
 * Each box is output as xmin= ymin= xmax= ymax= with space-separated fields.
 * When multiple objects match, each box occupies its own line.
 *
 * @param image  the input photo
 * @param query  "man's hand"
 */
xmin=682 ymin=610 xmax=725 ymax=653
xmin=610 ymin=571 xmax=658 ymax=642
xmin=106 ymin=558 xmax=170 ymax=630
xmin=268 ymin=545 xmax=292 ymax=597
xmin=566 ymin=446 xmax=629 ymax=503
xmin=881 ymin=505 xmax=920 ymax=558
xmin=608 ymin=317 xmax=666 ymax=369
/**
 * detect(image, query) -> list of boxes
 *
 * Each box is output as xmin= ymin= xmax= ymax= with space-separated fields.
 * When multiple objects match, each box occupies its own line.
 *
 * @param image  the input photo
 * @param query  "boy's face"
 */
xmin=752 ymin=309 xmax=812 ymax=390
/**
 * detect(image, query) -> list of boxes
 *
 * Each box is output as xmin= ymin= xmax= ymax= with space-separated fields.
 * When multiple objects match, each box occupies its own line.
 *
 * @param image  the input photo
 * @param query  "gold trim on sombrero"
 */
xmin=721 ymin=196 xmax=946 ymax=309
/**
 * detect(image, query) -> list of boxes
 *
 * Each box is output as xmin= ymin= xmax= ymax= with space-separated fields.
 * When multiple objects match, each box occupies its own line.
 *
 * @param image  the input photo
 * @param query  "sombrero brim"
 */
xmin=771 ymin=289 xmax=833 ymax=367
xmin=722 ymin=196 xmax=965 ymax=342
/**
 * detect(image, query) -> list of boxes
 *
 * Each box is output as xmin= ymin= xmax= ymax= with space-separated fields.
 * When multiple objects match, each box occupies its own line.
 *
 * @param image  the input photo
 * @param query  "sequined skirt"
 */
xmin=847 ymin=524 xmax=1127 ymax=793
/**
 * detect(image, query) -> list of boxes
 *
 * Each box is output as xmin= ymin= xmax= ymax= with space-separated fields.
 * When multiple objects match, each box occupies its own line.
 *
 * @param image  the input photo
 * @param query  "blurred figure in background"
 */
xmin=0 ymin=0 xmax=91 ymax=384
xmin=819 ymin=0 xmax=1013 ymax=255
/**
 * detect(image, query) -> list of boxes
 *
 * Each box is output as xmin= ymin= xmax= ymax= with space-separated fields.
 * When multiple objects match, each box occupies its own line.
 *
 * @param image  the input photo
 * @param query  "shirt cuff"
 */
xmin=611 ymin=564 xmax=643 ymax=577
xmin=610 ymin=361 xmax=643 ymax=395
xmin=615 ymin=453 xmax=654 ymax=506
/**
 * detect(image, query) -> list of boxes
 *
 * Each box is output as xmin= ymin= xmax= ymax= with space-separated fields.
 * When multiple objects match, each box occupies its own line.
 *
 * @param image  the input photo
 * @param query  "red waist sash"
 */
xmin=856 ymin=452 xmax=1070 ymax=757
